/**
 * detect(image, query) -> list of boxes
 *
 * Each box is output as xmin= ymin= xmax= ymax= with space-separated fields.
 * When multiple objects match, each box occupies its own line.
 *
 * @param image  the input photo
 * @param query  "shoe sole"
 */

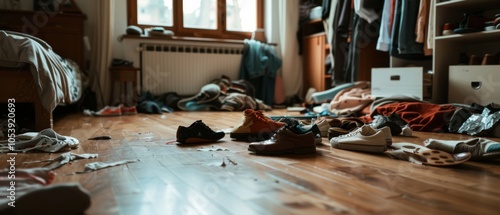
xmin=178 ymin=137 xmax=222 ymax=144
xmin=230 ymin=132 xmax=274 ymax=142
xmin=248 ymin=146 xmax=317 ymax=155
xmin=331 ymin=142 xmax=387 ymax=153
xmin=94 ymin=113 xmax=121 ymax=116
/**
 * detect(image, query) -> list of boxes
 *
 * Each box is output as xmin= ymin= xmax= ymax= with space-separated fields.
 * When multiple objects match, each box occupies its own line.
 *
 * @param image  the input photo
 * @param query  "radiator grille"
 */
xmin=140 ymin=43 xmax=243 ymax=95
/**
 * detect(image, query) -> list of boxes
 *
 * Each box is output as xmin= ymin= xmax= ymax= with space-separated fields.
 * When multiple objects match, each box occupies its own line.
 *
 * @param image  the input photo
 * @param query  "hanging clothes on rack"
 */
xmin=390 ymin=0 xmax=429 ymax=60
xmin=345 ymin=0 xmax=384 ymax=82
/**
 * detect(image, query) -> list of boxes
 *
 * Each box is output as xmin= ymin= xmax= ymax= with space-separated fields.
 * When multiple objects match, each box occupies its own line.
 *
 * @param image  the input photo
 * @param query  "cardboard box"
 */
xmin=448 ymin=65 xmax=500 ymax=105
xmin=371 ymin=67 xmax=423 ymax=100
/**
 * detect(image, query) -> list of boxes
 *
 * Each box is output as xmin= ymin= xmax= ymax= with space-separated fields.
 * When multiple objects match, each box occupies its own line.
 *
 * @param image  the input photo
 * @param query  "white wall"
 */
xmin=70 ymin=0 xmax=128 ymax=67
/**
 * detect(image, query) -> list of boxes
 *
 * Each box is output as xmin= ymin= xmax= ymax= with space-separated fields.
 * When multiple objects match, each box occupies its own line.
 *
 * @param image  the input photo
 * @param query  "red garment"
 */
xmin=372 ymin=102 xmax=456 ymax=132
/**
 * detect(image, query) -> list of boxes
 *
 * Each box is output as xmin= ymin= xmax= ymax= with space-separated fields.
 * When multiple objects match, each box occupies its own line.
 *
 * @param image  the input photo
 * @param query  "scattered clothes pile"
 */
xmin=176 ymin=76 xmax=271 ymax=111
xmin=449 ymin=103 xmax=500 ymax=137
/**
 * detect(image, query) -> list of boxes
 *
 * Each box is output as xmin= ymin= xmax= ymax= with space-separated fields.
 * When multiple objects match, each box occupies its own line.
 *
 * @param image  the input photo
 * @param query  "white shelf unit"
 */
xmin=433 ymin=0 xmax=500 ymax=103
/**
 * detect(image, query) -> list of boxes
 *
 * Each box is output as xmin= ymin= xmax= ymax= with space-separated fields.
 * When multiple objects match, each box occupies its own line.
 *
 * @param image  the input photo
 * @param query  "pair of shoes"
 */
xmin=248 ymin=126 xmax=316 ymax=155
xmin=230 ymin=109 xmax=286 ymax=141
xmin=90 ymin=105 xmax=137 ymax=116
xmin=330 ymin=125 xmax=391 ymax=153
xmin=121 ymin=105 xmax=138 ymax=115
xmin=481 ymin=54 xmax=500 ymax=65
xmin=176 ymin=120 xmax=225 ymax=144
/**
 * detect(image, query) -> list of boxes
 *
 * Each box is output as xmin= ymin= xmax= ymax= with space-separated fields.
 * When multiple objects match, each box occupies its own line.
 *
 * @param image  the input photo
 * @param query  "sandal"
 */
xmin=1 ymin=135 xmax=68 ymax=153
xmin=387 ymin=142 xmax=471 ymax=166
xmin=16 ymin=129 xmax=79 ymax=149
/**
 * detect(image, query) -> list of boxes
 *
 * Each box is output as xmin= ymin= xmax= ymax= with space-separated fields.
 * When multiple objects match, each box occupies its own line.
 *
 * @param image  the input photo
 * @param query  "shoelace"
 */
xmin=335 ymin=127 xmax=365 ymax=139
xmin=197 ymin=121 xmax=216 ymax=133
xmin=253 ymin=111 xmax=270 ymax=122
xmin=253 ymin=111 xmax=277 ymax=123
xmin=265 ymin=126 xmax=287 ymax=142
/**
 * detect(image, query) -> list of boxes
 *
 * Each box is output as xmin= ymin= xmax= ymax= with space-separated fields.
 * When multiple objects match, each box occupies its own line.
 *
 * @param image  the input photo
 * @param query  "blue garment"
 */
xmin=239 ymin=39 xmax=282 ymax=105
xmin=239 ymin=39 xmax=282 ymax=79
xmin=398 ymin=0 xmax=423 ymax=54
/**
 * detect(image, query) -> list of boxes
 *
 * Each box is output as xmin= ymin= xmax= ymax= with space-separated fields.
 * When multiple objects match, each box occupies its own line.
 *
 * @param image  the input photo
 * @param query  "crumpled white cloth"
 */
xmin=73 ymin=159 xmax=140 ymax=174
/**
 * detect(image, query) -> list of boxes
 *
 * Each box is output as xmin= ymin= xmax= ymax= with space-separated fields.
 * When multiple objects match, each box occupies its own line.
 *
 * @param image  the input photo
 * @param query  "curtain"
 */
xmin=88 ymin=0 xmax=115 ymax=109
xmin=265 ymin=0 xmax=302 ymax=100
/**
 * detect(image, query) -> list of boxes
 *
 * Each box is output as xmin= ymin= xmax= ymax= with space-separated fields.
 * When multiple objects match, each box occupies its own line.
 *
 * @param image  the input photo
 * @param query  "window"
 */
xmin=127 ymin=0 xmax=263 ymax=40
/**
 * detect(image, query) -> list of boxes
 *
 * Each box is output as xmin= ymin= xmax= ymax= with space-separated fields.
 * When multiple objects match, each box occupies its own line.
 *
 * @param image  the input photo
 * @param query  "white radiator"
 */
xmin=140 ymin=42 xmax=244 ymax=95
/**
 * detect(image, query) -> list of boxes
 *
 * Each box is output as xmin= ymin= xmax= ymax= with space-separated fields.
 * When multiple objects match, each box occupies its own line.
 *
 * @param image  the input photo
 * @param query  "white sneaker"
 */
xmin=376 ymin=126 xmax=393 ymax=146
xmin=302 ymin=118 xmax=331 ymax=137
xmin=345 ymin=125 xmax=392 ymax=146
xmin=330 ymin=125 xmax=388 ymax=153
xmin=401 ymin=125 xmax=413 ymax=137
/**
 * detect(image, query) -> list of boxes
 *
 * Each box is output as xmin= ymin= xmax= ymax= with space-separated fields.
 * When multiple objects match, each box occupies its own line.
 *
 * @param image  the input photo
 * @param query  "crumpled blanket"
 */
xmin=372 ymin=101 xmax=456 ymax=132
xmin=329 ymin=81 xmax=373 ymax=115
xmin=0 ymin=30 xmax=83 ymax=112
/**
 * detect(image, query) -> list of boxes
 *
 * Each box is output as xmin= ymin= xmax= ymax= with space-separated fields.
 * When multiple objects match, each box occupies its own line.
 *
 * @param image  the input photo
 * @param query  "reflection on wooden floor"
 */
xmin=2 ymin=109 xmax=500 ymax=215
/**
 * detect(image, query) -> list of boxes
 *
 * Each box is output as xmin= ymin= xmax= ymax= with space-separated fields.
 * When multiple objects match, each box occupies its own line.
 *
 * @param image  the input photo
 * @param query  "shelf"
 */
xmin=436 ymin=0 xmax=500 ymax=12
xmin=435 ymin=29 xmax=500 ymax=43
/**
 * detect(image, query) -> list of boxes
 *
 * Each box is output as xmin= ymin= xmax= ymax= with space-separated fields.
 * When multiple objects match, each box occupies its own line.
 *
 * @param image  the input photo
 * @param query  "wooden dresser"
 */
xmin=0 ymin=9 xmax=87 ymax=70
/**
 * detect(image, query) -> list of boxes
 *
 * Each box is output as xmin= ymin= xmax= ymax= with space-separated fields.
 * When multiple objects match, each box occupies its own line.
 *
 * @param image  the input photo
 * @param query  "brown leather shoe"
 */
xmin=248 ymin=127 xmax=316 ymax=155
xmin=469 ymin=55 xmax=481 ymax=65
xmin=481 ymin=54 xmax=498 ymax=65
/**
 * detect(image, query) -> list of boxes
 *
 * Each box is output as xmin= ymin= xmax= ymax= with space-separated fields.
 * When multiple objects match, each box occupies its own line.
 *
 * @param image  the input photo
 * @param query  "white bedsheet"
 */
xmin=0 ymin=30 xmax=83 ymax=112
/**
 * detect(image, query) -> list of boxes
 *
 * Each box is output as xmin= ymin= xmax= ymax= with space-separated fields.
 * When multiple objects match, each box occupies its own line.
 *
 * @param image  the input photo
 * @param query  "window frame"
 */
xmin=127 ymin=0 xmax=264 ymax=40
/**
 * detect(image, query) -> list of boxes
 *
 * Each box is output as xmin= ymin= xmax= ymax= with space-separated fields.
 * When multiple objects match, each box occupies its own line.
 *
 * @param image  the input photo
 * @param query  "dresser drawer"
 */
xmin=448 ymin=65 xmax=500 ymax=105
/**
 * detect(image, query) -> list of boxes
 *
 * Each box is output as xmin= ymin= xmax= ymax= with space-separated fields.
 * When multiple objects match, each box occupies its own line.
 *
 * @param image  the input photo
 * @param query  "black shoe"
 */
xmin=388 ymin=112 xmax=408 ymax=128
xmin=372 ymin=115 xmax=402 ymax=136
xmin=176 ymin=120 xmax=225 ymax=143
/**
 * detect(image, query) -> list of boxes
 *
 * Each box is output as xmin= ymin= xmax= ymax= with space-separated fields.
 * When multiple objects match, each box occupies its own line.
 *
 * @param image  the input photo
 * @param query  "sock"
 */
xmin=72 ymin=159 xmax=140 ymax=174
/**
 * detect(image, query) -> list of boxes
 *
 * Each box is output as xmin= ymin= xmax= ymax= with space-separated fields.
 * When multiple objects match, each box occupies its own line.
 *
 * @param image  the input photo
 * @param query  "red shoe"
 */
xmin=94 ymin=106 xmax=121 ymax=116
xmin=230 ymin=109 xmax=286 ymax=141
xmin=121 ymin=105 xmax=137 ymax=115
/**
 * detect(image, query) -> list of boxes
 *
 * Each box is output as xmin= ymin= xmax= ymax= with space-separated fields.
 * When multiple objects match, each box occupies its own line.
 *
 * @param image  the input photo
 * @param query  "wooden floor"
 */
xmin=2 ymin=109 xmax=500 ymax=215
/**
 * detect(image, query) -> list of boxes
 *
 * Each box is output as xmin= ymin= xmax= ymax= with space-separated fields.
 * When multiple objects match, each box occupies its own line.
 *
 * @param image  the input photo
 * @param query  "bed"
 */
xmin=0 ymin=30 xmax=84 ymax=131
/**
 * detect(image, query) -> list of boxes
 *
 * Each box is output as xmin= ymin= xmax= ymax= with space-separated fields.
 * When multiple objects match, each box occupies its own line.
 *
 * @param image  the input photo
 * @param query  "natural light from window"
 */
xmin=137 ymin=0 xmax=173 ymax=26
xmin=183 ymin=0 xmax=217 ymax=30
xmin=226 ymin=0 xmax=256 ymax=31
xmin=135 ymin=0 xmax=257 ymax=32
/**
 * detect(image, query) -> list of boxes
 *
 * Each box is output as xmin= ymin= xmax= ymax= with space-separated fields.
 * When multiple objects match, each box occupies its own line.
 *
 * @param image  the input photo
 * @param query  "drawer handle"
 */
xmin=471 ymin=81 xmax=481 ymax=90
xmin=390 ymin=75 xmax=400 ymax=81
